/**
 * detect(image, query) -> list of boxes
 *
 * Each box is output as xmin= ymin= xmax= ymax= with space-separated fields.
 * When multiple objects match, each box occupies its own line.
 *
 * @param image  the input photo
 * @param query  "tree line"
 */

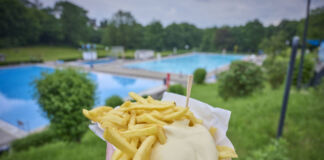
xmin=1 ymin=0 xmax=324 ymax=53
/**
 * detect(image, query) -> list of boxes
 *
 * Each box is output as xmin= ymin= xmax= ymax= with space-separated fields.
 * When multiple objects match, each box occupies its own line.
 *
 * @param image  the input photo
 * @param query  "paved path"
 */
xmin=46 ymin=58 xmax=190 ymax=84
xmin=0 ymin=120 xmax=27 ymax=150
xmin=93 ymin=64 xmax=189 ymax=84
xmin=46 ymin=54 xmax=265 ymax=85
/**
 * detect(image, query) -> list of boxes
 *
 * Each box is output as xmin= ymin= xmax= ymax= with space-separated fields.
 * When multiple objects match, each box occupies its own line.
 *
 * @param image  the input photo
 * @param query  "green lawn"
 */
xmin=0 ymin=131 xmax=106 ymax=160
xmin=0 ymin=46 xmax=82 ymax=62
xmin=0 ymin=46 xmax=187 ymax=64
xmin=191 ymin=84 xmax=323 ymax=160
xmin=2 ymin=83 xmax=322 ymax=160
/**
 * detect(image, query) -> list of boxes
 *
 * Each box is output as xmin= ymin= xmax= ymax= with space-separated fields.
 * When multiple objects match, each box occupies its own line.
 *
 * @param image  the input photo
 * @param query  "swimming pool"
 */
xmin=126 ymin=53 xmax=245 ymax=75
xmin=0 ymin=66 xmax=162 ymax=131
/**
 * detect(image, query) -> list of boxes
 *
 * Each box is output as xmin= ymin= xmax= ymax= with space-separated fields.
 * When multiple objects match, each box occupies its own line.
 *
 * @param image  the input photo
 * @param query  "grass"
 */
xmin=2 ymin=83 xmax=321 ymax=160
xmin=0 ymin=46 xmax=82 ymax=62
xmin=0 ymin=46 xmax=190 ymax=64
xmin=0 ymin=46 xmax=138 ymax=62
xmin=0 ymin=131 xmax=106 ymax=160
xmin=191 ymin=83 xmax=324 ymax=160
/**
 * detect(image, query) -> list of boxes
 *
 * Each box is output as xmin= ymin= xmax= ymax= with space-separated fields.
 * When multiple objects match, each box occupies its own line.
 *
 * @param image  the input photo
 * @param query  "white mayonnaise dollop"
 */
xmin=151 ymin=120 xmax=218 ymax=160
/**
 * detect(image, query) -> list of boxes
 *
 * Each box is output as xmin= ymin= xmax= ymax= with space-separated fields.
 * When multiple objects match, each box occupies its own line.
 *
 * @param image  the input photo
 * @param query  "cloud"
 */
xmin=39 ymin=0 xmax=324 ymax=27
xmin=0 ymin=93 xmax=35 ymax=114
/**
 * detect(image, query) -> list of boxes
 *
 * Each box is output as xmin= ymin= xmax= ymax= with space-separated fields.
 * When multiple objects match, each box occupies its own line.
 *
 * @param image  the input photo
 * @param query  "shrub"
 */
xmin=314 ymin=79 xmax=324 ymax=97
xmin=130 ymin=94 xmax=148 ymax=102
xmin=105 ymin=95 xmax=124 ymax=108
xmin=11 ymin=129 xmax=57 ymax=152
xmin=117 ymin=54 xmax=134 ymax=59
xmin=218 ymin=61 xmax=264 ymax=99
xmin=193 ymin=68 xmax=207 ymax=84
xmin=168 ymin=84 xmax=185 ymax=95
xmin=58 ymin=57 xmax=80 ymax=62
xmin=0 ymin=59 xmax=43 ymax=66
xmin=293 ymin=55 xmax=315 ymax=86
xmin=34 ymin=68 xmax=96 ymax=142
xmin=264 ymin=59 xmax=288 ymax=89
xmin=246 ymin=139 xmax=289 ymax=160
xmin=262 ymin=55 xmax=275 ymax=68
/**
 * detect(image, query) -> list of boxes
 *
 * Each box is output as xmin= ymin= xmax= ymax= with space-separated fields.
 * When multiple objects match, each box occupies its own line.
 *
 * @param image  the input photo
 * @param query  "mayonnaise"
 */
xmin=150 ymin=120 xmax=218 ymax=160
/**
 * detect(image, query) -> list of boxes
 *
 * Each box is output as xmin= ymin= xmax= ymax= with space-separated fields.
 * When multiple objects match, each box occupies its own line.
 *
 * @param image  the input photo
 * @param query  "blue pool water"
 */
xmin=82 ymin=58 xmax=116 ymax=65
xmin=0 ymin=66 xmax=162 ymax=131
xmin=126 ymin=53 xmax=245 ymax=75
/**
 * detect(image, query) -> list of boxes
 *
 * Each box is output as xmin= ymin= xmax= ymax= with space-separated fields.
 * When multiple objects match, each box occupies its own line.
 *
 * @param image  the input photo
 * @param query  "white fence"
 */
xmin=134 ymin=50 xmax=154 ymax=60
xmin=82 ymin=51 xmax=97 ymax=60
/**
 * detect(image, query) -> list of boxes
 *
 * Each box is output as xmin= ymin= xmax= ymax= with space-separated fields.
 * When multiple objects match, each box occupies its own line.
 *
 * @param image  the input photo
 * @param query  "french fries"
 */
xmin=136 ymin=114 xmax=168 ymax=126
xmin=133 ymin=136 xmax=156 ymax=160
xmin=209 ymin=127 xmax=218 ymax=137
xmin=111 ymin=149 xmax=122 ymax=160
xmin=156 ymin=125 xmax=167 ymax=144
xmin=83 ymin=92 xmax=236 ymax=160
xmin=129 ymin=92 xmax=148 ymax=104
xmin=163 ymin=107 xmax=189 ymax=121
xmin=82 ymin=106 xmax=112 ymax=122
xmin=216 ymin=146 xmax=238 ymax=159
xmin=104 ymin=127 xmax=137 ymax=157
xmin=122 ymin=125 xmax=158 ymax=138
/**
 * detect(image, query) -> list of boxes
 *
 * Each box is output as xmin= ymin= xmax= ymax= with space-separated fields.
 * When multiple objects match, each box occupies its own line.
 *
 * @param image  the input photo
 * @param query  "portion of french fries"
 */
xmin=83 ymin=92 xmax=201 ymax=160
xmin=83 ymin=92 xmax=237 ymax=160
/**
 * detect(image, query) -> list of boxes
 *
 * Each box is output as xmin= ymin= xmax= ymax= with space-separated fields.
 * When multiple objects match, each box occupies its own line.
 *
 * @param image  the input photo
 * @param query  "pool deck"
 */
xmin=0 ymin=120 xmax=27 ymax=150
xmin=44 ymin=53 xmax=266 ymax=84
xmin=45 ymin=56 xmax=190 ymax=84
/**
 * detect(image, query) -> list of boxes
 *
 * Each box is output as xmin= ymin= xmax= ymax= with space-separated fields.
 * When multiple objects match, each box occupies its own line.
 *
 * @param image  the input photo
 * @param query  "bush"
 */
xmin=58 ymin=57 xmax=80 ymax=62
xmin=168 ymin=84 xmax=185 ymax=95
xmin=218 ymin=61 xmax=264 ymax=99
xmin=34 ymin=68 xmax=96 ymax=142
xmin=247 ymin=139 xmax=289 ymax=160
xmin=0 ymin=59 xmax=43 ymax=66
xmin=293 ymin=55 xmax=315 ymax=86
xmin=11 ymin=129 xmax=57 ymax=152
xmin=130 ymin=94 xmax=148 ymax=102
xmin=105 ymin=95 xmax=124 ymax=108
xmin=262 ymin=56 xmax=274 ymax=68
xmin=117 ymin=54 xmax=134 ymax=59
xmin=264 ymin=59 xmax=288 ymax=89
xmin=193 ymin=68 xmax=207 ymax=84
xmin=314 ymin=79 xmax=324 ymax=97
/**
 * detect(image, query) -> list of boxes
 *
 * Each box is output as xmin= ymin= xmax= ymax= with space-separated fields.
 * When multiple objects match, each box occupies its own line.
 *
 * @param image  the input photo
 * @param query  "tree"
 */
xmin=54 ymin=1 xmax=90 ymax=46
xmin=299 ymin=6 xmax=324 ymax=39
xmin=200 ymin=28 xmax=217 ymax=51
xmin=36 ymin=8 xmax=63 ymax=44
xmin=259 ymin=31 xmax=288 ymax=56
xmin=164 ymin=22 xmax=201 ymax=50
xmin=34 ymin=68 xmax=96 ymax=142
xmin=179 ymin=23 xmax=202 ymax=49
xmin=242 ymin=19 xmax=265 ymax=52
xmin=0 ymin=0 xmax=41 ymax=47
xmin=264 ymin=24 xmax=277 ymax=38
xmin=277 ymin=19 xmax=299 ymax=41
xmin=230 ymin=25 xmax=245 ymax=52
xmin=164 ymin=23 xmax=184 ymax=49
xmin=143 ymin=21 xmax=164 ymax=51
xmin=102 ymin=10 xmax=143 ymax=49
xmin=213 ymin=27 xmax=235 ymax=51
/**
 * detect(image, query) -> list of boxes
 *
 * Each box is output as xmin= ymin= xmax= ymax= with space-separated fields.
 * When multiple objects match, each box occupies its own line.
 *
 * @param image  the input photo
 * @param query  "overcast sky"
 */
xmin=39 ymin=0 xmax=324 ymax=28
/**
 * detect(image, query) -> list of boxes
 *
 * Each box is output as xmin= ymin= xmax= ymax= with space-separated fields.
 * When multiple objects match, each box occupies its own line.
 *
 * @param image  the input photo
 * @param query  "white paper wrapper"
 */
xmin=89 ymin=92 xmax=235 ymax=150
